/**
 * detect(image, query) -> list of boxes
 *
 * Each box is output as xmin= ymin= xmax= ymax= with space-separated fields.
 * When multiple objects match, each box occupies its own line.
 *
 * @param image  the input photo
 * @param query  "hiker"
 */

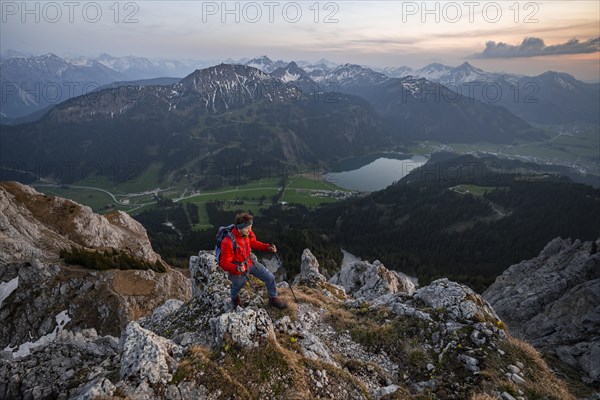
xmin=218 ymin=212 xmax=288 ymax=309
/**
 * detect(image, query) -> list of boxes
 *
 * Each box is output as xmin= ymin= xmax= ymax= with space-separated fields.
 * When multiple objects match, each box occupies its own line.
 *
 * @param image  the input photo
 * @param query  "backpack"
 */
xmin=215 ymin=224 xmax=237 ymax=265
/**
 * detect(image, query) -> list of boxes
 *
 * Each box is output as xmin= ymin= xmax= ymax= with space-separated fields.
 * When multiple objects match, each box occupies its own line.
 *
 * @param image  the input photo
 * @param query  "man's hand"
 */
xmin=237 ymin=263 xmax=247 ymax=274
xmin=268 ymin=244 xmax=277 ymax=253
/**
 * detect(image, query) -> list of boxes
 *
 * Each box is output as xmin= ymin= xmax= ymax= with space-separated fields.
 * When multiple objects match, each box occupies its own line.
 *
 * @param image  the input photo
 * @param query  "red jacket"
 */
xmin=219 ymin=226 xmax=271 ymax=275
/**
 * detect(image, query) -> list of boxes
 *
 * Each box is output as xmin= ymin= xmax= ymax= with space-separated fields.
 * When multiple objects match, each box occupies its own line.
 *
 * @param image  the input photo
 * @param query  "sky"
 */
xmin=1 ymin=0 xmax=599 ymax=81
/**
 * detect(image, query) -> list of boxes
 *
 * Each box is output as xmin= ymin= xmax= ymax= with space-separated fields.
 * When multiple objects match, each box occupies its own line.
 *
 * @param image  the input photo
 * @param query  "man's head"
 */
xmin=235 ymin=212 xmax=253 ymax=236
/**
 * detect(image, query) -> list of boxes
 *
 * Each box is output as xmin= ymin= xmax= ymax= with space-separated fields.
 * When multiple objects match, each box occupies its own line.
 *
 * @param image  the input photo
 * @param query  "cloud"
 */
xmin=473 ymin=37 xmax=599 ymax=58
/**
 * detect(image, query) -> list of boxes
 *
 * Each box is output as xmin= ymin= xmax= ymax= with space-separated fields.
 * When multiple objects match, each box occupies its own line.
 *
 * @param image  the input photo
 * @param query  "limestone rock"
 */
xmin=72 ymin=377 xmax=116 ymax=400
xmin=0 ymin=327 xmax=119 ymax=399
xmin=330 ymin=259 xmax=416 ymax=300
xmin=415 ymin=278 xmax=499 ymax=323
xmin=166 ymin=382 xmax=213 ymax=399
xmin=370 ymin=293 xmax=431 ymax=320
xmin=119 ymin=321 xmax=182 ymax=385
xmin=376 ymin=384 xmax=401 ymax=397
xmin=459 ymin=354 xmax=480 ymax=373
xmin=189 ymin=251 xmax=232 ymax=314
xmin=502 ymin=392 xmax=517 ymax=400
xmin=0 ymin=182 xmax=191 ymax=349
xmin=293 ymin=248 xmax=327 ymax=287
xmin=210 ymin=308 xmax=274 ymax=348
xmin=0 ymin=259 xmax=190 ymax=349
xmin=140 ymin=299 xmax=184 ymax=326
xmin=0 ymin=181 xmax=164 ymax=265
xmin=300 ymin=332 xmax=338 ymax=367
xmin=484 ymin=237 xmax=600 ymax=383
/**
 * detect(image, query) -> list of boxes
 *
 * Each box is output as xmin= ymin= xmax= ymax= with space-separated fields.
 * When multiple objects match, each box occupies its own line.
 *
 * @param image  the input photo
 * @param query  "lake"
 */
xmin=325 ymin=154 xmax=429 ymax=191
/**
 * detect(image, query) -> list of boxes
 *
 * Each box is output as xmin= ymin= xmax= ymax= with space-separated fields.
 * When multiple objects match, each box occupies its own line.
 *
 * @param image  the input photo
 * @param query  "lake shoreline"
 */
xmin=323 ymin=154 xmax=430 ymax=192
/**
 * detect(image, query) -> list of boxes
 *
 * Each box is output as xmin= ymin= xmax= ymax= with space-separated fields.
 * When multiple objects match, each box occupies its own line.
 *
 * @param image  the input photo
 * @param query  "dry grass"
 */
xmin=217 ymin=337 xmax=307 ymax=399
xmin=324 ymin=307 xmax=356 ymax=327
xmin=274 ymin=290 xmax=300 ymax=317
xmin=302 ymin=357 xmax=371 ymax=399
xmin=478 ymin=336 xmax=575 ymax=400
xmin=3 ymin=181 xmax=86 ymax=240
xmin=173 ymin=345 xmax=253 ymax=399
xmin=506 ymin=337 xmax=575 ymax=400
xmin=542 ymin=352 xmax=600 ymax=398
xmin=318 ymin=281 xmax=347 ymax=300
xmin=271 ymin=335 xmax=312 ymax=398
xmin=111 ymin=270 xmax=156 ymax=296
xmin=292 ymin=285 xmax=337 ymax=308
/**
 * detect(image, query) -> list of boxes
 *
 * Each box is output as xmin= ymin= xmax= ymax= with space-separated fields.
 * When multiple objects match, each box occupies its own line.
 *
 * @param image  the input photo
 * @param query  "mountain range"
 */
xmin=380 ymin=61 xmax=519 ymax=85
xmin=0 ymin=53 xmax=334 ymax=122
xmin=1 ymin=63 xmax=394 ymax=185
xmin=253 ymin=58 xmax=600 ymax=125
xmin=1 ymin=61 xmax=543 ymax=186
xmin=94 ymin=53 xmax=197 ymax=79
xmin=302 ymin=63 xmax=539 ymax=143
xmin=0 ymin=53 xmax=126 ymax=120
xmin=384 ymin=62 xmax=599 ymax=124
xmin=2 ymin=52 xmax=598 ymax=126
xmin=0 ymin=52 xmax=207 ymax=122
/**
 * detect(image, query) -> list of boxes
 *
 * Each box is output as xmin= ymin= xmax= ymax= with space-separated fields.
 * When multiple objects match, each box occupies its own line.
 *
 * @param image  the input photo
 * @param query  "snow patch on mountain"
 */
xmin=3 ymin=310 xmax=71 ymax=359
xmin=0 ymin=277 xmax=18 ymax=307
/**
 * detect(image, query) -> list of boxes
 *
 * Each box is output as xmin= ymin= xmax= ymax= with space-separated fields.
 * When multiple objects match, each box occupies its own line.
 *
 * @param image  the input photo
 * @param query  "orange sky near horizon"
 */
xmin=2 ymin=1 xmax=599 ymax=80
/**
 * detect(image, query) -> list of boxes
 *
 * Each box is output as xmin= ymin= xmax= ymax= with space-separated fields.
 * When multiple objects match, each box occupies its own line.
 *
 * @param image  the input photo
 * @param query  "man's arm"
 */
xmin=219 ymin=237 xmax=243 ymax=274
xmin=249 ymin=231 xmax=273 ymax=252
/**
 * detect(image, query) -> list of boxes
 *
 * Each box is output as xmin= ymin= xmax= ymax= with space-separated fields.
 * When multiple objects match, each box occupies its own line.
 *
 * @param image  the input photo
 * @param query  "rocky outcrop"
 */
xmin=210 ymin=308 xmax=274 ymax=348
xmin=416 ymin=278 xmax=499 ymax=322
xmin=119 ymin=322 xmax=182 ymax=386
xmin=0 ymin=259 xmax=190 ymax=351
xmin=0 ymin=329 xmax=120 ymax=400
xmin=123 ymin=249 xmax=562 ymax=400
xmin=189 ymin=250 xmax=231 ymax=309
xmin=138 ymin=299 xmax=184 ymax=327
xmin=484 ymin=237 xmax=600 ymax=385
xmin=0 ymin=199 xmax=578 ymax=400
xmin=330 ymin=258 xmax=416 ymax=300
xmin=0 ymin=181 xmax=163 ymax=265
xmin=0 ymin=183 xmax=190 ymax=361
xmin=293 ymin=248 xmax=327 ymax=286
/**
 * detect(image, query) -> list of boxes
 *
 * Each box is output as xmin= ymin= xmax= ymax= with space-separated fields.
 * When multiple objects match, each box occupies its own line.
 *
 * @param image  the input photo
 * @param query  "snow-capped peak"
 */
xmin=244 ymin=55 xmax=288 ymax=73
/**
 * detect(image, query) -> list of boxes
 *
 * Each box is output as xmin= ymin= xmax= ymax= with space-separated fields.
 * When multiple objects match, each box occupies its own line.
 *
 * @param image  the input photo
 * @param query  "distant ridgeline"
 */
xmin=134 ymin=153 xmax=600 ymax=292
xmin=0 ymin=64 xmax=392 ymax=185
xmin=0 ymin=63 xmax=541 ymax=187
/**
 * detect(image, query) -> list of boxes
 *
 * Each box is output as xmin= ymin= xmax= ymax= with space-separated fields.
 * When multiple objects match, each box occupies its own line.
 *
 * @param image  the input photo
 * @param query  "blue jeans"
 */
xmin=229 ymin=260 xmax=277 ymax=300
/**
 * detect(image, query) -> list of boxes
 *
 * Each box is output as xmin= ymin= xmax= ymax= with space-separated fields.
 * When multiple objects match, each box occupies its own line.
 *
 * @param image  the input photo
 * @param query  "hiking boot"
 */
xmin=269 ymin=297 xmax=288 ymax=309
xmin=232 ymin=296 xmax=242 ymax=308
